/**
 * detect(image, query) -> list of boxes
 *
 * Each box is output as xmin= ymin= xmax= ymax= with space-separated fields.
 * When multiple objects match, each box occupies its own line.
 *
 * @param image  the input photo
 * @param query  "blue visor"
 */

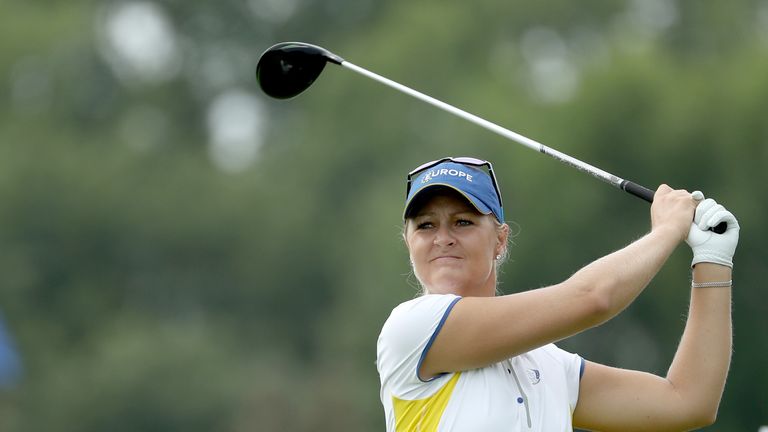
xmin=404 ymin=161 xmax=504 ymax=222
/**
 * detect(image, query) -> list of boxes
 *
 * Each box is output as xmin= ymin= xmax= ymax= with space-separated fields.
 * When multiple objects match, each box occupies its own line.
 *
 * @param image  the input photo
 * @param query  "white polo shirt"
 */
xmin=377 ymin=294 xmax=584 ymax=431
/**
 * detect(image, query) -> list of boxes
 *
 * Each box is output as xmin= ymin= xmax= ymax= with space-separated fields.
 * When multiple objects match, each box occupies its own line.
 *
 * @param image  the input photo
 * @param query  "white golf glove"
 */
xmin=685 ymin=194 xmax=740 ymax=268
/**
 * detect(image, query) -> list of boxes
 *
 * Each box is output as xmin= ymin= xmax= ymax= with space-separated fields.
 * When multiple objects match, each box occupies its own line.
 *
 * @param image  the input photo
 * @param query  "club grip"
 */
xmin=621 ymin=180 xmax=655 ymax=203
xmin=620 ymin=180 xmax=727 ymax=234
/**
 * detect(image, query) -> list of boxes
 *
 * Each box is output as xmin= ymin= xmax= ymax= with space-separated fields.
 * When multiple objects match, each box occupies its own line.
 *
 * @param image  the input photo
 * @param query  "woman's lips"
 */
xmin=431 ymin=255 xmax=462 ymax=262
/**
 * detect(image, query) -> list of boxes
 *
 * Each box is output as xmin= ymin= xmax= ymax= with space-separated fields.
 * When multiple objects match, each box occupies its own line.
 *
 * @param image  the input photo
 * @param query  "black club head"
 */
xmin=256 ymin=42 xmax=344 ymax=99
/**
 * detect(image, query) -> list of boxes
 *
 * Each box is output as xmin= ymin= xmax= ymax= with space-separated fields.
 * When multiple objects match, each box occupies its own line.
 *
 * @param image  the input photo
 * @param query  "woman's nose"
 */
xmin=433 ymin=225 xmax=456 ymax=246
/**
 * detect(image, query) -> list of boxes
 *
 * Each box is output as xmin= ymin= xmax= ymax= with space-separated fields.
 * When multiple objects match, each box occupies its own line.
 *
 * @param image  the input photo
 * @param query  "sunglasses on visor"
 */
xmin=405 ymin=157 xmax=504 ymax=208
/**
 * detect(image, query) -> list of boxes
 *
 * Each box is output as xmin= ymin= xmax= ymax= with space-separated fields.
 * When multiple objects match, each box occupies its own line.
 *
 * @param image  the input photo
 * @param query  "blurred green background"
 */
xmin=1 ymin=0 xmax=766 ymax=430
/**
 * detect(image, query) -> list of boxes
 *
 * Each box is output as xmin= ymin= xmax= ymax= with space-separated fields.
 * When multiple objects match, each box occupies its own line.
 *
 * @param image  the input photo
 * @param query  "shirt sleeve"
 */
xmin=376 ymin=294 xmax=461 ymax=399
xmin=546 ymin=344 xmax=584 ymax=412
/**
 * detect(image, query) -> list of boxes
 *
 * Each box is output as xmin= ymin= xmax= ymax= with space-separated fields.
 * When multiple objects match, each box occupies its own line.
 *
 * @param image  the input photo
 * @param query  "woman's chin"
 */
xmin=426 ymin=276 xmax=470 ymax=295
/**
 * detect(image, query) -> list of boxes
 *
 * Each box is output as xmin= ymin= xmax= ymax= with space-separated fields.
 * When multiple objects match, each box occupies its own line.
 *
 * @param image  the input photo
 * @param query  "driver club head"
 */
xmin=256 ymin=42 xmax=345 ymax=99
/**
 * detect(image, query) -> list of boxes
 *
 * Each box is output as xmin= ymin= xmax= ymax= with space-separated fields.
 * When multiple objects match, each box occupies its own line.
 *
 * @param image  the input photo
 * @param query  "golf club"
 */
xmin=255 ymin=41 xmax=726 ymax=233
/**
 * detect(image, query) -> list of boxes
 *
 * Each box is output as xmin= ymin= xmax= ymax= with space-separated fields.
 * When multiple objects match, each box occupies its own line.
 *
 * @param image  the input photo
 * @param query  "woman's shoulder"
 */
xmin=377 ymin=294 xmax=463 ymax=382
xmin=380 ymin=294 xmax=461 ymax=338
xmin=391 ymin=293 xmax=461 ymax=314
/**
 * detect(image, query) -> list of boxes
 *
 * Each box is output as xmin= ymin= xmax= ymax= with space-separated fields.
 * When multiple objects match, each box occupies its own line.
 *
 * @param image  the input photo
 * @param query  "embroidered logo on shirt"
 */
xmin=526 ymin=369 xmax=541 ymax=385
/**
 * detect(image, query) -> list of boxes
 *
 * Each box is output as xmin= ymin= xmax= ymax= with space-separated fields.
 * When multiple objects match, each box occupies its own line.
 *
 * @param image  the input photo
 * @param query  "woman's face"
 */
xmin=404 ymin=189 xmax=508 ymax=296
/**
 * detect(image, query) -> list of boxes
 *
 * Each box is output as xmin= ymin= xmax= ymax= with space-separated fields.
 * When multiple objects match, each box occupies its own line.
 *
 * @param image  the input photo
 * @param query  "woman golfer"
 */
xmin=377 ymin=157 xmax=738 ymax=431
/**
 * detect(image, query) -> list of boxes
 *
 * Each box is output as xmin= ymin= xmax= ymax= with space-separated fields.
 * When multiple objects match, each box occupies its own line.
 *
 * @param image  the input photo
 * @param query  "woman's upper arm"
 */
xmin=573 ymin=361 xmax=707 ymax=431
xmin=420 ymin=283 xmax=606 ymax=379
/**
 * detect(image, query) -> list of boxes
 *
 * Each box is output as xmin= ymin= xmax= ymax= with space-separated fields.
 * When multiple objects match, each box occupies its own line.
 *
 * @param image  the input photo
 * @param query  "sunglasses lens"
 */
xmin=408 ymin=159 xmax=444 ymax=177
xmin=451 ymin=157 xmax=486 ymax=165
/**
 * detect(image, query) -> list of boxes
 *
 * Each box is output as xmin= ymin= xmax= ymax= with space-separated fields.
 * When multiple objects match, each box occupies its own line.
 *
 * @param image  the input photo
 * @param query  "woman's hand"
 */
xmin=650 ymin=184 xmax=698 ymax=241
xmin=686 ymin=196 xmax=740 ymax=268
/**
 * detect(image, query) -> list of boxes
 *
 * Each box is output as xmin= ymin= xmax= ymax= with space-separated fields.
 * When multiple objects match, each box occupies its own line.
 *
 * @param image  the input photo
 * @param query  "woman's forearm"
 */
xmin=666 ymin=263 xmax=733 ymax=423
xmin=568 ymin=226 xmax=681 ymax=320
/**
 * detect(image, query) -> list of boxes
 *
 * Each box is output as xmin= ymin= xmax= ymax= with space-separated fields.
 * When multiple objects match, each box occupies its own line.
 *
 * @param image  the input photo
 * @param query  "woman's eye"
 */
xmin=416 ymin=222 xmax=434 ymax=229
xmin=457 ymin=219 xmax=473 ymax=226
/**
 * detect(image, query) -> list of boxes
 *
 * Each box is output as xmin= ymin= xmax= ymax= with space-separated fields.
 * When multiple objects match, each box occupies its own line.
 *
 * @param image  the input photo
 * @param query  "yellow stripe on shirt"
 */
xmin=392 ymin=373 xmax=461 ymax=432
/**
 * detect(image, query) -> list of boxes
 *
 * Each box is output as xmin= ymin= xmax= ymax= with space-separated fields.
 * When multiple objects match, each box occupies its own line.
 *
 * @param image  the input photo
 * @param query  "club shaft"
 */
xmin=341 ymin=61 xmax=644 ymax=197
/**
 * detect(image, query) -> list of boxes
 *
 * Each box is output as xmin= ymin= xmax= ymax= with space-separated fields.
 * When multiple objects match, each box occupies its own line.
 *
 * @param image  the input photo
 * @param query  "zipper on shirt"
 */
xmin=507 ymin=360 xmax=532 ymax=428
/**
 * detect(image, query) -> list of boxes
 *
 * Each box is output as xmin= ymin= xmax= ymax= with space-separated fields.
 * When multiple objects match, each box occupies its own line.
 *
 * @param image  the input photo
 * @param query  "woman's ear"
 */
xmin=496 ymin=223 xmax=510 ymax=257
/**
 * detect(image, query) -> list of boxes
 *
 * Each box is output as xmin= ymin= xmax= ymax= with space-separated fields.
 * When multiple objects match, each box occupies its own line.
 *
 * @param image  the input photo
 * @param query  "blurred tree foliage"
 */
xmin=1 ymin=0 xmax=766 ymax=430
